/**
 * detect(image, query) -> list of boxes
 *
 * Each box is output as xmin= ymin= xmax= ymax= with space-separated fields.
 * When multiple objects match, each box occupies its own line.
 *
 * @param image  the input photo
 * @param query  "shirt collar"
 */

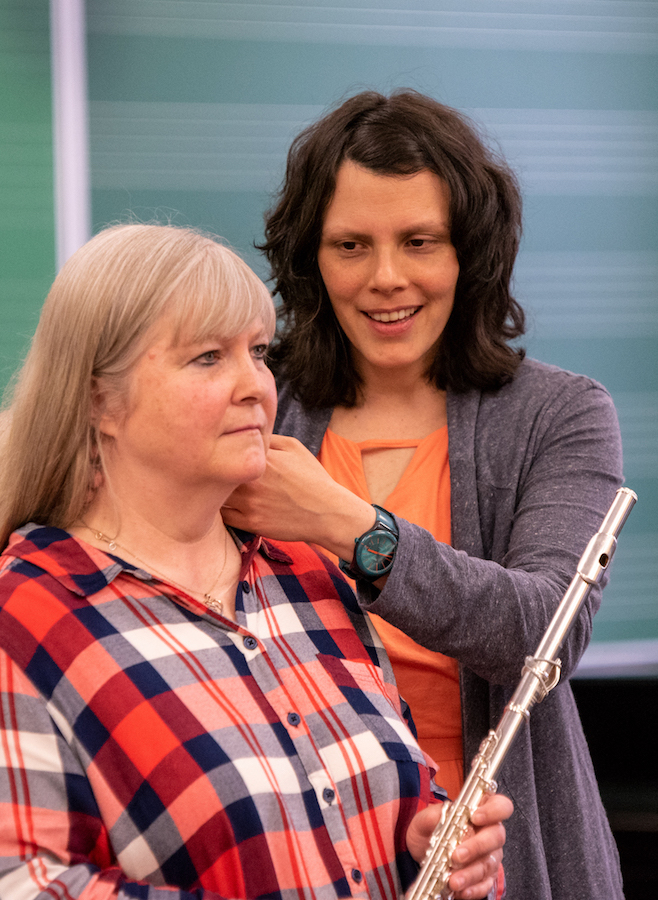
xmin=229 ymin=527 xmax=293 ymax=577
xmin=3 ymin=523 xmax=293 ymax=598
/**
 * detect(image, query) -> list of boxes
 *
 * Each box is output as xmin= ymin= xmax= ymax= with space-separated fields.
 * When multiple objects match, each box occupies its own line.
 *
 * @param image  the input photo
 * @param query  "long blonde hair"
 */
xmin=0 ymin=224 xmax=275 ymax=550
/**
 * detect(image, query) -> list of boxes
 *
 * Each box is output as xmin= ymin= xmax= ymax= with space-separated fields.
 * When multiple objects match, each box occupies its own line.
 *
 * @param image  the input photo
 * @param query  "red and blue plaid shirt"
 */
xmin=0 ymin=524 xmax=438 ymax=900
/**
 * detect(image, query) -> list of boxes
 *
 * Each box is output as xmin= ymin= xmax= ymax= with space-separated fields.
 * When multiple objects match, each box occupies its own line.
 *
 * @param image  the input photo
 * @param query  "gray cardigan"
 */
xmin=275 ymin=357 xmax=625 ymax=900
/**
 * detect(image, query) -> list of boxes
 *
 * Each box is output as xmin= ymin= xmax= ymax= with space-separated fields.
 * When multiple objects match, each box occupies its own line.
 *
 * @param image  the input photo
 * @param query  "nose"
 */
xmin=369 ymin=246 xmax=409 ymax=295
xmin=232 ymin=352 xmax=272 ymax=405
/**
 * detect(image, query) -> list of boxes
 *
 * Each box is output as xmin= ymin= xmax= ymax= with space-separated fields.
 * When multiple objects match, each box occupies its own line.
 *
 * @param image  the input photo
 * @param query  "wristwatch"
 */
xmin=339 ymin=505 xmax=399 ymax=582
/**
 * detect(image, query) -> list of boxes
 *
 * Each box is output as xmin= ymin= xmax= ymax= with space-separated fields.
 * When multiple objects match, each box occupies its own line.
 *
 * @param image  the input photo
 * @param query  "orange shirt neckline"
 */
xmin=322 ymin=425 xmax=451 ymax=545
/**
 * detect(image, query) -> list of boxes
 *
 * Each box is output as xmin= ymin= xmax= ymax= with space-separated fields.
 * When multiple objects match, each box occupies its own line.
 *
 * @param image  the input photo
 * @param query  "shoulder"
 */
xmin=261 ymin=537 xmax=392 ymax=666
xmin=0 ymin=525 xmax=71 ymax=599
xmin=263 ymin=536 xmax=358 ymax=607
xmin=447 ymin=358 xmax=621 ymax=500
xmin=490 ymin=358 xmax=619 ymax=447
xmin=0 ymin=525 xmax=131 ymax=661
xmin=489 ymin=357 xmax=613 ymax=409
xmin=450 ymin=358 xmax=617 ymax=431
xmin=274 ymin=376 xmax=333 ymax=454
xmin=273 ymin=375 xmax=299 ymax=430
xmin=0 ymin=526 xmax=75 ymax=676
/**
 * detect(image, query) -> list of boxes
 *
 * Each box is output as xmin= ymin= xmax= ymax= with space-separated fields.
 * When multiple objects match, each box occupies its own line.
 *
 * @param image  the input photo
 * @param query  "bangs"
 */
xmin=164 ymin=242 xmax=276 ymax=347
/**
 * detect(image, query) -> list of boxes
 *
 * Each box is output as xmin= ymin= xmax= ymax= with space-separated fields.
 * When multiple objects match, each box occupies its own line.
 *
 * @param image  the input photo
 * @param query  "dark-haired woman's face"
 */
xmin=317 ymin=161 xmax=459 ymax=382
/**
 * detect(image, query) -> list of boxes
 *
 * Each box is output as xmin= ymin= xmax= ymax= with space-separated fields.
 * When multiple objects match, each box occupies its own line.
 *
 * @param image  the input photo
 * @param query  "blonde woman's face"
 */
xmin=98 ymin=316 xmax=276 ymax=496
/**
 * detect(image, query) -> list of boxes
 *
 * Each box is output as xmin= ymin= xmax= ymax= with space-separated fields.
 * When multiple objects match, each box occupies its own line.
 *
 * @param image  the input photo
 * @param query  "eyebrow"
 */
xmin=322 ymin=222 xmax=451 ymax=240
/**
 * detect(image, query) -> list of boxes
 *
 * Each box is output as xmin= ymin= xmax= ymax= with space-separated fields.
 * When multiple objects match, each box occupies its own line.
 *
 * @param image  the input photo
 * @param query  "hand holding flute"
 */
xmin=407 ymin=794 xmax=512 ymax=900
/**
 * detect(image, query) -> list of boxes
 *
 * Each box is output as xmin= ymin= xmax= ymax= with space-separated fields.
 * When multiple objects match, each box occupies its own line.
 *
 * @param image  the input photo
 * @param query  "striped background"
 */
xmin=2 ymin=0 xmax=657 ymax=666
xmin=0 ymin=0 xmax=54 ymax=387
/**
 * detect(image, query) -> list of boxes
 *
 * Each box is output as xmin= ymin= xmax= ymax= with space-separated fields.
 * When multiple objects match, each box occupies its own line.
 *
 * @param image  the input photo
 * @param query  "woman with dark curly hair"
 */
xmin=223 ymin=90 xmax=625 ymax=900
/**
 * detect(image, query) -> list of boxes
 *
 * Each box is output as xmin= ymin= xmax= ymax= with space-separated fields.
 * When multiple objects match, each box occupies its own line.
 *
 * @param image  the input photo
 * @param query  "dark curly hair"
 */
xmin=262 ymin=90 xmax=525 ymax=408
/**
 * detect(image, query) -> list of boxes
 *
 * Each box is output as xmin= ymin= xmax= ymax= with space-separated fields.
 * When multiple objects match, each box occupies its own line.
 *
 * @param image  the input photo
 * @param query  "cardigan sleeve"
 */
xmin=356 ymin=372 xmax=624 ymax=686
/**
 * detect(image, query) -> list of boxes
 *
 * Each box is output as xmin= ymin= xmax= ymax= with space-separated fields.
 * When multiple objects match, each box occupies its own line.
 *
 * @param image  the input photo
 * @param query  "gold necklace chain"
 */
xmin=81 ymin=522 xmax=229 ymax=615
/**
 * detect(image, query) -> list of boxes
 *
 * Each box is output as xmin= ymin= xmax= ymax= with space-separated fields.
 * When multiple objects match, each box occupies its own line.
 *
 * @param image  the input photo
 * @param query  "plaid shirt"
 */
xmin=0 ymin=524 xmax=437 ymax=900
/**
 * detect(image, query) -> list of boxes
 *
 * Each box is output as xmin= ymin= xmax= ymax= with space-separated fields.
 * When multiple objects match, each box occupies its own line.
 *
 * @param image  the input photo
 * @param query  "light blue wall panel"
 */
xmin=87 ymin=1 xmax=658 ymax=53
xmin=85 ymin=0 xmax=658 ymax=658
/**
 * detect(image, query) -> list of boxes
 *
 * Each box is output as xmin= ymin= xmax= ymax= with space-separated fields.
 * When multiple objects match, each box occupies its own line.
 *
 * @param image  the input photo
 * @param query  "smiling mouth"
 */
xmin=365 ymin=307 xmax=420 ymax=323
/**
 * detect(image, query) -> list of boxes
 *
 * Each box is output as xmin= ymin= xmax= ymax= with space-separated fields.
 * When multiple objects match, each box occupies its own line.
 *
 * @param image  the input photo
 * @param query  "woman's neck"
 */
xmin=331 ymin=369 xmax=447 ymax=442
xmin=71 ymin=484 xmax=242 ymax=620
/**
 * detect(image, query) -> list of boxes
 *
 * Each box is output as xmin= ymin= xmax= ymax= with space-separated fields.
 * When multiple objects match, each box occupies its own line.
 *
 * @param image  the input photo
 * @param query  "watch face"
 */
xmin=356 ymin=531 xmax=398 ymax=575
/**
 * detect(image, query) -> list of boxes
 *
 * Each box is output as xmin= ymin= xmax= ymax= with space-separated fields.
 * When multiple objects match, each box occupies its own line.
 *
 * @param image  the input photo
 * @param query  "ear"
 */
xmin=91 ymin=377 xmax=120 ymax=439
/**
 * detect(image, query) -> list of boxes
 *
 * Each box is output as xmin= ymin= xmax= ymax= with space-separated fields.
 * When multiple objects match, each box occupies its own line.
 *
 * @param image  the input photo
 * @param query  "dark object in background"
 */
xmin=572 ymin=679 xmax=658 ymax=899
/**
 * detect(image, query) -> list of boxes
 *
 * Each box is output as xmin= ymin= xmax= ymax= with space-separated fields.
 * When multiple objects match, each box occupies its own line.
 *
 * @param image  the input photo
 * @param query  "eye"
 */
xmin=194 ymin=350 xmax=220 ymax=366
xmin=333 ymin=239 xmax=366 ymax=254
xmin=408 ymin=236 xmax=441 ymax=250
xmin=251 ymin=343 xmax=269 ymax=361
xmin=407 ymin=233 xmax=451 ymax=250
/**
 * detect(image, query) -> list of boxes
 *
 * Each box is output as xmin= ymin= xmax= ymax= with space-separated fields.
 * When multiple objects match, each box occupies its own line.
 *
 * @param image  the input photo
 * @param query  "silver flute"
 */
xmin=406 ymin=486 xmax=638 ymax=900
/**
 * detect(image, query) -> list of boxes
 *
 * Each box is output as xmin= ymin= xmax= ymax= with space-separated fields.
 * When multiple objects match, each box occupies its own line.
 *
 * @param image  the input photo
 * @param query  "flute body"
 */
xmin=407 ymin=486 xmax=637 ymax=900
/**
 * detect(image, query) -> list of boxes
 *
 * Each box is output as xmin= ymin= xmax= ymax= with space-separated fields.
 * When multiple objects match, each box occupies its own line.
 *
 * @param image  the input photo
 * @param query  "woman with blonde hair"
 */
xmin=0 ymin=224 xmax=274 ymax=548
xmin=0 ymin=223 xmax=510 ymax=900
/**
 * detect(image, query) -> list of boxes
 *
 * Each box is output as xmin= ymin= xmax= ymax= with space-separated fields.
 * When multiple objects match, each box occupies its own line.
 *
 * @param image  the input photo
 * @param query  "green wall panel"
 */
xmin=0 ymin=0 xmax=54 ymax=395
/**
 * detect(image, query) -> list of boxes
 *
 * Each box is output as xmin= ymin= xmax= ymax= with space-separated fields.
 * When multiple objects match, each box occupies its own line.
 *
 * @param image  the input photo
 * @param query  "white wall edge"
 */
xmin=573 ymin=639 xmax=658 ymax=679
xmin=50 ymin=0 xmax=91 ymax=270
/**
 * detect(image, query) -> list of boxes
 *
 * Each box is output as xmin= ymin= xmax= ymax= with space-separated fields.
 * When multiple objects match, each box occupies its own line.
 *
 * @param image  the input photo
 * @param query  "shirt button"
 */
xmin=243 ymin=636 xmax=258 ymax=650
xmin=287 ymin=712 xmax=301 ymax=727
xmin=322 ymin=787 xmax=335 ymax=804
xmin=351 ymin=869 xmax=363 ymax=883
xmin=241 ymin=580 xmax=251 ymax=593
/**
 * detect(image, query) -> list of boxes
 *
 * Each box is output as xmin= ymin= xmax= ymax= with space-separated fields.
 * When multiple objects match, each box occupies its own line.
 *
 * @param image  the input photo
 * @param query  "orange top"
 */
xmin=319 ymin=426 xmax=464 ymax=800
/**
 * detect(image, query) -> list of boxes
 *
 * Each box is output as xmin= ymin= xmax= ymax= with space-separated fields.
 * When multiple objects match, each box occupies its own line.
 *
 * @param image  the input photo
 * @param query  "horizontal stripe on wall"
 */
xmin=514 ymin=251 xmax=658 ymax=339
xmin=87 ymin=1 xmax=658 ymax=53
xmin=471 ymin=108 xmax=658 ymax=195
xmin=611 ymin=392 xmax=658 ymax=478
xmin=592 ymin=534 xmax=658 ymax=627
xmin=90 ymin=101 xmax=321 ymax=192
xmin=89 ymin=102 xmax=658 ymax=195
